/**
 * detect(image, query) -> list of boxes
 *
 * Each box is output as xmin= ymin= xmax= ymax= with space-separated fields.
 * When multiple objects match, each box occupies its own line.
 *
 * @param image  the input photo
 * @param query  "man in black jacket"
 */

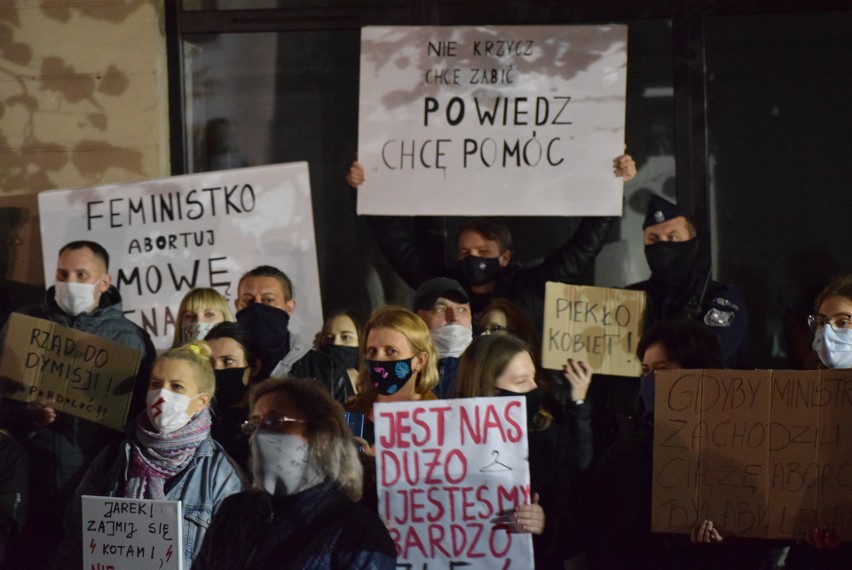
xmin=347 ymin=155 xmax=635 ymax=329
xmin=235 ymin=265 xmax=353 ymax=403
xmin=627 ymin=194 xmax=748 ymax=365
xmin=6 ymin=240 xmax=155 ymax=569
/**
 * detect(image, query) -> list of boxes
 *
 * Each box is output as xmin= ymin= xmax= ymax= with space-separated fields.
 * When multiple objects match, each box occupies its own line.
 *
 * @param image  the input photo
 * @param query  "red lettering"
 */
xmin=459 ymin=406 xmax=481 ymax=444
xmin=394 ymin=410 xmax=412 ymax=448
xmin=451 ymin=524 xmax=467 ymax=556
xmin=377 ymin=412 xmax=396 ymax=447
xmin=489 ymin=524 xmax=512 ymax=557
xmin=411 ymin=407 xmax=430 ymax=446
xmin=427 ymin=524 xmax=450 ymax=557
xmin=467 ymin=522 xmax=487 ymax=558
xmin=476 ymin=484 xmax=495 ymax=519
xmin=429 ymin=405 xmax=451 ymax=446
xmin=483 ymin=404 xmax=508 ymax=443
xmin=426 ymin=487 xmax=445 ymax=522
xmin=423 ymin=449 xmax=442 ymax=484
xmin=409 ymin=488 xmax=425 ymax=522
xmin=380 ymin=450 xmax=400 ymax=485
xmin=402 ymin=525 xmax=428 ymax=558
xmin=504 ymin=400 xmax=524 ymax=442
xmin=445 ymin=448 xmax=468 ymax=484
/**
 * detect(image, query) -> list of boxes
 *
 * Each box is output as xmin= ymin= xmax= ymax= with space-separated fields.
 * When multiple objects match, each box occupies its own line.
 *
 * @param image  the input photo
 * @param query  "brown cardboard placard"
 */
xmin=0 ymin=313 xmax=141 ymax=431
xmin=652 ymin=369 xmax=852 ymax=540
xmin=541 ymin=282 xmax=645 ymax=376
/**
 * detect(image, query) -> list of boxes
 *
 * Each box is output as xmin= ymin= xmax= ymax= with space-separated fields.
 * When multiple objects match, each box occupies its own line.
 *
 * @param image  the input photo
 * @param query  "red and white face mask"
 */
xmin=146 ymin=389 xmax=196 ymax=433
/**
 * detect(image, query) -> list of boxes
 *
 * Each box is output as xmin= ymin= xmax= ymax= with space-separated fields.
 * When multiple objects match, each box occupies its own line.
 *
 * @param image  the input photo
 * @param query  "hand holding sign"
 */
xmin=514 ymin=492 xmax=545 ymax=535
xmin=562 ymin=358 xmax=592 ymax=402
xmin=25 ymin=397 xmax=57 ymax=429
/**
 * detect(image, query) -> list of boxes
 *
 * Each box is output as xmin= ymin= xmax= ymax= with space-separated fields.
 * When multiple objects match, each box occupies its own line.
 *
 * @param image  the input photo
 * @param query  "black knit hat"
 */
xmin=413 ymin=277 xmax=469 ymax=312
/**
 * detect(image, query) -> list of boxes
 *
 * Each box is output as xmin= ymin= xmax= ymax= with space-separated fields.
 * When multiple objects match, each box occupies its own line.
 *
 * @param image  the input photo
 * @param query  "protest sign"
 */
xmin=374 ymin=397 xmax=534 ymax=567
xmin=0 ymin=313 xmax=141 ymax=430
xmin=82 ymin=495 xmax=182 ymax=570
xmin=541 ymin=282 xmax=645 ymax=376
xmin=38 ymin=162 xmax=322 ymax=350
xmin=357 ymin=25 xmax=627 ymax=216
xmin=652 ymin=368 xmax=852 ymax=540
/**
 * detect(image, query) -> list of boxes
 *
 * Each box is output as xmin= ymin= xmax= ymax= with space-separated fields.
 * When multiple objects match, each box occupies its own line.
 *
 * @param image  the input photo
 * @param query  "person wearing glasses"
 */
xmin=55 ymin=342 xmax=246 ymax=569
xmin=411 ymin=277 xmax=473 ymax=398
xmin=807 ymin=274 xmax=852 ymax=370
xmin=193 ymin=376 xmax=397 ymax=569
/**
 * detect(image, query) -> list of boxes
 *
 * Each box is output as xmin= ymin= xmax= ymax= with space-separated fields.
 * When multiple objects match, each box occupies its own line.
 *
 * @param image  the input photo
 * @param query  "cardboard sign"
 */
xmin=38 ymin=162 xmax=323 ymax=350
xmin=541 ymin=282 xmax=645 ymax=376
xmin=0 ymin=313 xmax=141 ymax=430
xmin=82 ymin=495 xmax=182 ymax=570
xmin=374 ymin=397 xmax=533 ymax=567
xmin=357 ymin=25 xmax=627 ymax=216
xmin=652 ymin=369 xmax=852 ymax=540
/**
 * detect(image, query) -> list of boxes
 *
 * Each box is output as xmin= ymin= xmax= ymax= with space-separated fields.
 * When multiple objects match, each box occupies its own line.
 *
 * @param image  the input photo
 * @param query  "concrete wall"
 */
xmin=0 ymin=0 xmax=169 ymax=301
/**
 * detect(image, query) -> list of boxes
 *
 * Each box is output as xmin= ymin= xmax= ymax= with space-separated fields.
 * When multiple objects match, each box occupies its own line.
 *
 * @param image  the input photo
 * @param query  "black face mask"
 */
xmin=458 ymin=255 xmax=502 ymax=286
xmin=236 ymin=303 xmax=290 ymax=378
xmin=497 ymin=387 xmax=543 ymax=420
xmin=644 ymin=239 xmax=699 ymax=286
xmin=367 ymin=358 xmax=416 ymax=396
xmin=214 ymin=367 xmax=249 ymax=409
xmin=320 ymin=344 xmax=360 ymax=370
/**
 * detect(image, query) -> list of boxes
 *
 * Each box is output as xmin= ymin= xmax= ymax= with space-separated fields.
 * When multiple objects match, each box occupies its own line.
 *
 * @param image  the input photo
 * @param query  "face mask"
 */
xmin=459 ymin=255 xmax=502 ymax=286
xmin=54 ymin=282 xmax=98 ymax=316
xmin=367 ymin=358 xmax=416 ymax=396
xmin=251 ymin=432 xmax=324 ymax=496
xmin=236 ymin=303 xmax=291 ymax=378
xmin=431 ymin=324 xmax=473 ymax=359
xmin=181 ymin=321 xmax=216 ymax=343
xmin=813 ymin=326 xmax=852 ymax=369
xmin=638 ymin=374 xmax=655 ymax=415
xmin=319 ymin=344 xmax=360 ymax=370
xmin=497 ymin=387 xmax=543 ymax=419
xmin=146 ymin=389 xmax=201 ymax=433
xmin=214 ymin=367 xmax=249 ymax=409
xmin=644 ymin=239 xmax=698 ymax=285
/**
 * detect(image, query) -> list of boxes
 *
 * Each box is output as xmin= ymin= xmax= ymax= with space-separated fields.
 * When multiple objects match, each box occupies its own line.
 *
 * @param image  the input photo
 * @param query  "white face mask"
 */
xmin=251 ymin=432 xmax=323 ymax=496
xmin=146 ymin=389 xmax=199 ymax=433
xmin=54 ymin=281 xmax=98 ymax=316
xmin=181 ymin=321 xmax=216 ymax=344
xmin=813 ymin=326 xmax=852 ymax=369
xmin=430 ymin=323 xmax=473 ymax=358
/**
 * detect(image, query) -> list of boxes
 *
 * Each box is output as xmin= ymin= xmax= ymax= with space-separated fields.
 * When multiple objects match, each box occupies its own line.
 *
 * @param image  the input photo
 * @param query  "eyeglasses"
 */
xmin=808 ymin=314 xmax=852 ymax=332
xmin=241 ymin=414 xmax=306 ymax=436
xmin=480 ymin=324 xmax=507 ymax=335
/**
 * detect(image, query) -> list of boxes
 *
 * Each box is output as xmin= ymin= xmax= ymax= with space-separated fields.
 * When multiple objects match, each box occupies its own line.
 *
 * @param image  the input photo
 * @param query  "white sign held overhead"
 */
xmin=357 ymin=25 xmax=627 ymax=217
xmin=38 ymin=162 xmax=323 ymax=350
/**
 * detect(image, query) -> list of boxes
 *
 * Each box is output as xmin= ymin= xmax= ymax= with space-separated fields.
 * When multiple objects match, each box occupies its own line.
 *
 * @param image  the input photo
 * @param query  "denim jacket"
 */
xmin=54 ymin=434 xmax=246 ymax=569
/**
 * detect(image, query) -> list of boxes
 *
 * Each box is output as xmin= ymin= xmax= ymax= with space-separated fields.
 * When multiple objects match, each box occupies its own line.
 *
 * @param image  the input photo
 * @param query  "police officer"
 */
xmin=627 ymin=194 xmax=748 ymax=365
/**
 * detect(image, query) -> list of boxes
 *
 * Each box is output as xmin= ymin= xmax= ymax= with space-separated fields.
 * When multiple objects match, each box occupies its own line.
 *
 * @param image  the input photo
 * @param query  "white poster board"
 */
xmin=357 ymin=25 xmax=627 ymax=216
xmin=374 ymin=397 xmax=534 ymax=568
xmin=82 ymin=495 xmax=182 ymax=569
xmin=38 ymin=162 xmax=322 ymax=350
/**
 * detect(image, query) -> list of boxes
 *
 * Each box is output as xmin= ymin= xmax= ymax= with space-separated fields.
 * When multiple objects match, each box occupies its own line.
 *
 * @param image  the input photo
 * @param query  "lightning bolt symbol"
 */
xmin=166 ymin=544 xmax=173 ymax=562
xmin=151 ymin=397 xmax=165 ymax=418
xmin=89 ymin=538 xmax=96 ymax=553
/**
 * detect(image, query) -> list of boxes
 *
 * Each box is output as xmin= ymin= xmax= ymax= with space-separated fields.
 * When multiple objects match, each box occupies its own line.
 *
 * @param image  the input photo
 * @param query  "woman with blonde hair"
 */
xmin=347 ymin=306 xmax=439 ymax=444
xmin=56 ymin=342 xmax=246 ymax=568
xmin=172 ymin=288 xmax=234 ymax=346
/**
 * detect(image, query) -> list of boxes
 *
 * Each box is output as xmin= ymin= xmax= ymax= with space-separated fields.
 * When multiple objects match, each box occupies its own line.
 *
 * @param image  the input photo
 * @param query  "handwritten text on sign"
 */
xmin=38 ymin=162 xmax=323 ymax=350
xmin=374 ymin=397 xmax=534 ymax=568
xmin=0 ymin=313 xmax=141 ymax=431
xmin=652 ymin=369 xmax=852 ymax=540
xmin=82 ymin=496 xmax=183 ymax=570
xmin=357 ymin=25 xmax=627 ymax=216
xmin=542 ymin=282 xmax=645 ymax=376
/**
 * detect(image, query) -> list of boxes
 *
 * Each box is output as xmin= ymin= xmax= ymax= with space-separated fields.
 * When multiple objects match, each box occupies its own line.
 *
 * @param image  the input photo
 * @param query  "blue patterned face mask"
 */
xmin=367 ymin=358 xmax=416 ymax=396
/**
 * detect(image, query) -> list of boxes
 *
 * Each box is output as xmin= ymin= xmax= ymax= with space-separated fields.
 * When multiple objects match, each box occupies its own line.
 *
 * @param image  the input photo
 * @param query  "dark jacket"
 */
xmin=627 ymin=266 xmax=748 ymax=365
xmin=269 ymin=333 xmax=354 ymax=404
xmin=0 ymin=432 xmax=26 ymax=567
xmin=368 ymin=215 xmax=615 ymax=325
xmin=192 ymin=483 xmax=397 ymax=570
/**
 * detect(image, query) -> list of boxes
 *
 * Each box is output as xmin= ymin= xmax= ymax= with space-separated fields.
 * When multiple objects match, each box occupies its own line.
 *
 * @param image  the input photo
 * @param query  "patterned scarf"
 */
xmin=124 ymin=407 xmax=213 ymax=500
